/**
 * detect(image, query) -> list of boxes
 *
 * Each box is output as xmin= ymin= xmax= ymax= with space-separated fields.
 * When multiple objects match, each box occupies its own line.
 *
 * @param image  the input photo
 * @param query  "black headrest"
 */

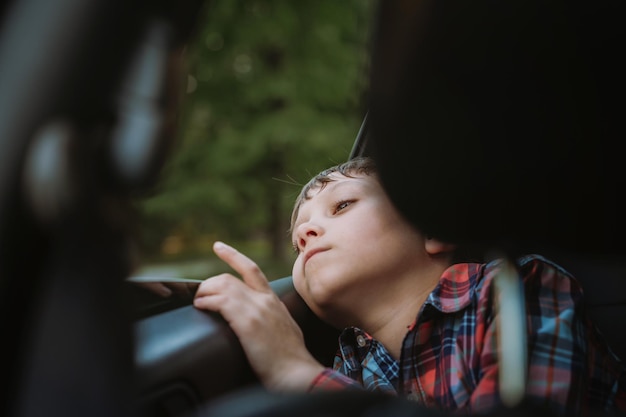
xmin=367 ymin=0 xmax=626 ymax=259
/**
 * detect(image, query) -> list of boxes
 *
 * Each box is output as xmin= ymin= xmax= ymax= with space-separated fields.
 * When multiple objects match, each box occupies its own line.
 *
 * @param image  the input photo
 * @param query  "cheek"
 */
xmin=292 ymin=258 xmax=334 ymax=306
xmin=292 ymin=267 xmax=324 ymax=317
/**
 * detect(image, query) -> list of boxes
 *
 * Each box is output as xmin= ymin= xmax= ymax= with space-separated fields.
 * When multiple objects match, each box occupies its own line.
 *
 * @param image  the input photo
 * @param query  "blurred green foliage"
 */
xmin=137 ymin=0 xmax=375 ymax=278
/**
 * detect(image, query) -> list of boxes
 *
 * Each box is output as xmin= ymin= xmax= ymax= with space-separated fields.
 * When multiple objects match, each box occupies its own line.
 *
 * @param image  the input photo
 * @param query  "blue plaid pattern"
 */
xmin=309 ymin=255 xmax=626 ymax=415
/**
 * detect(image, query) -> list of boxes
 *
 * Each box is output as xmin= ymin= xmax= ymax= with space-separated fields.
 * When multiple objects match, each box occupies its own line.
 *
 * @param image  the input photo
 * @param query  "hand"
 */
xmin=193 ymin=241 xmax=325 ymax=391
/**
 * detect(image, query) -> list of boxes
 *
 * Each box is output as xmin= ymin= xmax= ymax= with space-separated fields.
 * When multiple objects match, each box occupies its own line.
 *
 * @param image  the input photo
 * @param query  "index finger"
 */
xmin=212 ymin=241 xmax=271 ymax=292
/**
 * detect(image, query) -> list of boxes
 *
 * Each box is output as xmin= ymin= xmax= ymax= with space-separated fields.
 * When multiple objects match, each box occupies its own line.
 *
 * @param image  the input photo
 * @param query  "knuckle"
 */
xmin=239 ymin=312 xmax=263 ymax=333
xmin=198 ymin=274 xmax=235 ymax=292
xmin=258 ymin=293 xmax=277 ymax=309
xmin=243 ymin=262 xmax=263 ymax=277
xmin=214 ymin=274 xmax=237 ymax=290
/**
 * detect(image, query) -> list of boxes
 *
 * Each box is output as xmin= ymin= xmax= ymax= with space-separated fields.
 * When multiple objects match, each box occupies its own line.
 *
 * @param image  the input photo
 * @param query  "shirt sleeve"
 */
xmin=308 ymin=368 xmax=365 ymax=392
xmin=470 ymin=256 xmax=623 ymax=415
xmin=521 ymin=257 xmax=596 ymax=415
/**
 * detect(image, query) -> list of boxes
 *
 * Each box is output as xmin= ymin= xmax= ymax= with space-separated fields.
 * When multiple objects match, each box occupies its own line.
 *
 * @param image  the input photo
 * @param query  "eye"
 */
xmin=333 ymin=199 xmax=354 ymax=214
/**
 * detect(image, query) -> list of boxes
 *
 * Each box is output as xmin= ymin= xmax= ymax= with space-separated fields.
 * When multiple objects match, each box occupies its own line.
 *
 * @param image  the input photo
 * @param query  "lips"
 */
xmin=304 ymin=247 xmax=328 ymax=266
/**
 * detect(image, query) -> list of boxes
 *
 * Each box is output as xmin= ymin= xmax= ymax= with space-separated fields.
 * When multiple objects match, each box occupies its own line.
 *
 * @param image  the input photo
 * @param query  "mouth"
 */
xmin=304 ymin=248 xmax=327 ymax=266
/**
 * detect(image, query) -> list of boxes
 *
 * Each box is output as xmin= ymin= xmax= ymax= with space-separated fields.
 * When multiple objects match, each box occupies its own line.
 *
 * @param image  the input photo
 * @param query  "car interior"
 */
xmin=1 ymin=0 xmax=625 ymax=417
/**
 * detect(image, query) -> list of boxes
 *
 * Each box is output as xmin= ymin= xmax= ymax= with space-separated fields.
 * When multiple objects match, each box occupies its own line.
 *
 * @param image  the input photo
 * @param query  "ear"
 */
xmin=424 ymin=237 xmax=457 ymax=256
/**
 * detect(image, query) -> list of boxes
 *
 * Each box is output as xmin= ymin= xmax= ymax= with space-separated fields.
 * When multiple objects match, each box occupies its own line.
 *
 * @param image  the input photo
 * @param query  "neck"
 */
xmin=365 ymin=284 xmax=435 ymax=359
xmin=314 ymin=257 xmax=450 ymax=359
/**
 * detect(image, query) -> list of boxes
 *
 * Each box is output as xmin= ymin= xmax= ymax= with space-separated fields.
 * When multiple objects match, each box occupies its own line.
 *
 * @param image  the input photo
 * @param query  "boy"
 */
xmin=193 ymin=156 xmax=626 ymax=415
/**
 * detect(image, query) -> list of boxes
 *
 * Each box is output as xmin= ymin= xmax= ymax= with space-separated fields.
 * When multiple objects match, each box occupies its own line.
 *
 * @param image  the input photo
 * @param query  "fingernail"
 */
xmin=214 ymin=241 xmax=227 ymax=251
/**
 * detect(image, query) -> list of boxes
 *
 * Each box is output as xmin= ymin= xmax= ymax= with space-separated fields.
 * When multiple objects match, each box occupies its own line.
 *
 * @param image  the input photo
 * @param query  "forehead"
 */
xmin=304 ymin=173 xmax=373 ymax=198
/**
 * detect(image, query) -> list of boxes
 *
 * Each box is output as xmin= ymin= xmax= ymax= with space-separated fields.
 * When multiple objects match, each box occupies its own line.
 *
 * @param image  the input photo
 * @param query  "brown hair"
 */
xmin=289 ymin=156 xmax=377 ymax=234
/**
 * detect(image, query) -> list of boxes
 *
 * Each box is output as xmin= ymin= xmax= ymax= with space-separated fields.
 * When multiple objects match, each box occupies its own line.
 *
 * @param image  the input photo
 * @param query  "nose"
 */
xmin=295 ymin=221 xmax=323 ymax=250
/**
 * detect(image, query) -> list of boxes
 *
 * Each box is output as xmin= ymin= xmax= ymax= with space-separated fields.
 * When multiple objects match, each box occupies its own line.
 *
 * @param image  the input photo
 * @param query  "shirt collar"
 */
xmin=424 ymin=262 xmax=486 ymax=313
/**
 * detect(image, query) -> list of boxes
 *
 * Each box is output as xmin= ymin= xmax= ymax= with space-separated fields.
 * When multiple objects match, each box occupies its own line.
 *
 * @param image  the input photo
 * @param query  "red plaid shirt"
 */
xmin=309 ymin=255 xmax=626 ymax=415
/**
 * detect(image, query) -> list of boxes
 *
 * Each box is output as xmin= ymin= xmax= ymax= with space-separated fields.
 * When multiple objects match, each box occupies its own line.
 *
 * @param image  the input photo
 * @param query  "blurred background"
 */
xmin=133 ymin=0 xmax=375 ymax=281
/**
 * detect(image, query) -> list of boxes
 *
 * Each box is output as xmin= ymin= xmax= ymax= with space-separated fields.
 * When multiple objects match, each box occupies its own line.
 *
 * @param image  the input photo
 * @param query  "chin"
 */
xmin=297 ymin=280 xmax=346 ymax=321
xmin=294 ymin=272 xmax=323 ymax=300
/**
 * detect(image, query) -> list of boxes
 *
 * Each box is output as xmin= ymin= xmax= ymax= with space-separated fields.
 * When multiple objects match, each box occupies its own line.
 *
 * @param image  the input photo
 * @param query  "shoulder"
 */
xmin=516 ymin=254 xmax=576 ymax=280
xmin=516 ymin=254 xmax=584 ymax=300
xmin=483 ymin=254 xmax=574 ymax=278
xmin=482 ymin=254 xmax=579 ymax=288
xmin=478 ymin=255 xmax=587 ymax=318
xmin=436 ymin=255 xmax=582 ymax=310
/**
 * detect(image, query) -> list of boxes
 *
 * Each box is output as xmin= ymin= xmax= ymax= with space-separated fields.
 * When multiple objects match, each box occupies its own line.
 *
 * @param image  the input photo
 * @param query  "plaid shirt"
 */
xmin=309 ymin=255 xmax=626 ymax=415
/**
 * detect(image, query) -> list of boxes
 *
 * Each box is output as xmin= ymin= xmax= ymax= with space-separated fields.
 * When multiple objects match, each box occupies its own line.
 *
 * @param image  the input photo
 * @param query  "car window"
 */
xmin=128 ymin=0 xmax=376 ymax=319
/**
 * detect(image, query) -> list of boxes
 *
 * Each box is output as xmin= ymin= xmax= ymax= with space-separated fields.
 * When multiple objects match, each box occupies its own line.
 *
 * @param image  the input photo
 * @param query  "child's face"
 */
xmin=291 ymin=173 xmax=431 ymax=326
